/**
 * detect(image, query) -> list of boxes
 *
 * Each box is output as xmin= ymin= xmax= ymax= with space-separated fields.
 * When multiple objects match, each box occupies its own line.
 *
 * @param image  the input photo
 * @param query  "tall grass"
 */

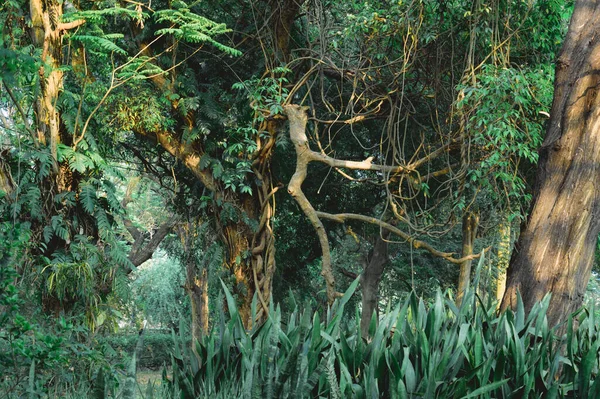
xmin=163 ymin=257 xmax=600 ymax=398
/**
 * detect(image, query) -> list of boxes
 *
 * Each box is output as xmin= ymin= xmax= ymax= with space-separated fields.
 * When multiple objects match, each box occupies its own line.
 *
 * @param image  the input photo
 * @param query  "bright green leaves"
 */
xmin=154 ymin=0 xmax=241 ymax=56
xmin=80 ymin=182 xmax=98 ymax=214
xmin=70 ymin=34 xmax=127 ymax=56
xmin=232 ymin=66 xmax=291 ymax=122
xmin=456 ymin=64 xmax=554 ymax=214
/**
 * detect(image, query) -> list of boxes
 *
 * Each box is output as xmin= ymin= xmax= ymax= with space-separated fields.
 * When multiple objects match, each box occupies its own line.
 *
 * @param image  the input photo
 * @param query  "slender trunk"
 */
xmin=178 ymin=222 xmax=210 ymax=341
xmin=186 ymin=264 xmax=209 ymax=342
xmin=30 ymin=0 xmax=63 ymax=161
xmin=495 ymin=217 xmax=511 ymax=305
xmin=501 ymin=2 xmax=600 ymax=326
xmin=456 ymin=212 xmax=478 ymax=305
xmin=360 ymin=231 xmax=389 ymax=337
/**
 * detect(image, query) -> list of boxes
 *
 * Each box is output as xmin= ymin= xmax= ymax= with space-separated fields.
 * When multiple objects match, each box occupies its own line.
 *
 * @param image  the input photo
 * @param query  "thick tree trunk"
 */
xmin=221 ymin=223 xmax=255 ymax=325
xmin=501 ymin=1 xmax=600 ymax=326
xmin=456 ymin=212 xmax=478 ymax=305
xmin=360 ymin=231 xmax=389 ymax=337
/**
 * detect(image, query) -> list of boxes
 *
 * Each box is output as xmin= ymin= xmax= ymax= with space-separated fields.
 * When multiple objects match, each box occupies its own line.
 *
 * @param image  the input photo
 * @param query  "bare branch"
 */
xmin=58 ymin=20 xmax=86 ymax=31
xmin=285 ymin=104 xmax=339 ymax=304
xmin=316 ymin=211 xmax=483 ymax=265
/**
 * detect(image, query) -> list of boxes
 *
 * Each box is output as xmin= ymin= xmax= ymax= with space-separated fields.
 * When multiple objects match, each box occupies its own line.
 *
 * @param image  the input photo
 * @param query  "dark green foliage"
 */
xmin=164 ymin=258 xmax=600 ymax=398
xmin=0 ymin=263 xmax=112 ymax=397
xmin=99 ymin=332 xmax=176 ymax=369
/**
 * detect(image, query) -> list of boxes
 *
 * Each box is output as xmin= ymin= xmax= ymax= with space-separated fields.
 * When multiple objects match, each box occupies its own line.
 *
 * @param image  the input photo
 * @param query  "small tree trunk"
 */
xmin=360 ymin=231 xmax=389 ymax=337
xmin=178 ymin=222 xmax=210 ymax=341
xmin=495 ymin=217 xmax=511 ymax=306
xmin=30 ymin=0 xmax=63 ymax=161
xmin=501 ymin=2 xmax=600 ymax=326
xmin=456 ymin=212 xmax=478 ymax=305
xmin=186 ymin=266 xmax=209 ymax=342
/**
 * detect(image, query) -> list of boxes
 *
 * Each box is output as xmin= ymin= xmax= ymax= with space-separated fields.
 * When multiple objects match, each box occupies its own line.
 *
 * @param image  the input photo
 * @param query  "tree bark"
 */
xmin=186 ymin=263 xmax=209 ymax=342
xmin=495 ymin=217 xmax=511 ymax=306
xmin=360 ymin=231 xmax=389 ymax=337
xmin=127 ymin=218 xmax=177 ymax=267
xmin=270 ymin=0 xmax=306 ymax=62
xmin=178 ymin=222 xmax=210 ymax=342
xmin=501 ymin=1 xmax=600 ymax=326
xmin=456 ymin=212 xmax=478 ymax=305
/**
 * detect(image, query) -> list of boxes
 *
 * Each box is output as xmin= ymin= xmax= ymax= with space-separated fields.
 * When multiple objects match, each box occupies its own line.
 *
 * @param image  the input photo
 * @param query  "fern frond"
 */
xmin=80 ymin=182 xmax=97 ymax=214
xmin=70 ymin=34 xmax=127 ymax=55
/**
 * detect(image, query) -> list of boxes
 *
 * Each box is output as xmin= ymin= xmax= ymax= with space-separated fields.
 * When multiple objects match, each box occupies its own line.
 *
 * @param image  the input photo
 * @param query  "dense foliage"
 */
xmin=4 ymin=0 xmax=600 ymax=397
xmin=162 ymin=265 xmax=600 ymax=398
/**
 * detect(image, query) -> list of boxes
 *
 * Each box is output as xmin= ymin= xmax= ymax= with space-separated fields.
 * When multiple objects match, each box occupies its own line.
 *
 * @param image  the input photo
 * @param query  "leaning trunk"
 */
xmin=360 ymin=231 xmax=389 ymax=337
xmin=501 ymin=2 xmax=600 ymax=326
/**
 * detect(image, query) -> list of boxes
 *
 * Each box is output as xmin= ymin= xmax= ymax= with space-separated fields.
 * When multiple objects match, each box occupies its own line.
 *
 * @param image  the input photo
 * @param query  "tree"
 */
xmin=501 ymin=0 xmax=600 ymax=326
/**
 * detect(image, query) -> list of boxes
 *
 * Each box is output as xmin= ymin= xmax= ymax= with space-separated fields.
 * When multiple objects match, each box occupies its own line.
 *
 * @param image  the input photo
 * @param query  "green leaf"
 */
xmin=459 ymin=379 xmax=509 ymax=398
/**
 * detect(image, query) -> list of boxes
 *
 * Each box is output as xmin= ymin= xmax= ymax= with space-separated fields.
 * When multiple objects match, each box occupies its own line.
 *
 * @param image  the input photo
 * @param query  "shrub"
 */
xmin=0 ymin=223 xmax=114 ymax=398
xmin=99 ymin=331 xmax=177 ymax=369
xmin=164 ymin=260 xmax=600 ymax=398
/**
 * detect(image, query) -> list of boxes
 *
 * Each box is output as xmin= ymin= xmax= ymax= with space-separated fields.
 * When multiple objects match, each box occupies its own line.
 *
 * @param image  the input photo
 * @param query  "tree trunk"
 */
xmin=186 ymin=264 xmax=209 ymax=343
xmin=178 ymin=222 xmax=210 ymax=342
xmin=495 ymin=216 xmax=511 ymax=306
xmin=456 ymin=212 xmax=478 ymax=305
xmin=360 ymin=231 xmax=389 ymax=337
xmin=501 ymin=1 xmax=600 ymax=326
xmin=270 ymin=0 xmax=306 ymax=61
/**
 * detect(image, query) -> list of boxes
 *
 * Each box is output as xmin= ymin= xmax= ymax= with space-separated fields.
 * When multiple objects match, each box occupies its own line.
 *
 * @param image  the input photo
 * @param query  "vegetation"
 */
xmin=3 ymin=0 xmax=600 ymax=397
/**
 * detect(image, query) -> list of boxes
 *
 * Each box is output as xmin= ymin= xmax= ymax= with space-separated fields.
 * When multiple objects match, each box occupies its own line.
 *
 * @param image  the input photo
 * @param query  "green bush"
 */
xmin=163 ymin=260 xmax=600 ymax=398
xmin=100 ymin=331 xmax=178 ymax=369
xmin=0 ymin=223 xmax=116 ymax=398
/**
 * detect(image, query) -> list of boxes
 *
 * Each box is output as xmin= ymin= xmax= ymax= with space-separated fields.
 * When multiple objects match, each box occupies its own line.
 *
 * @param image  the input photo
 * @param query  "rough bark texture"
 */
xmin=360 ymin=231 xmax=389 ymax=337
xmin=501 ymin=1 xmax=600 ymax=326
xmin=456 ymin=212 xmax=478 ymax=305
xmin=29 ymin=0 xmax=84 ymax=161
